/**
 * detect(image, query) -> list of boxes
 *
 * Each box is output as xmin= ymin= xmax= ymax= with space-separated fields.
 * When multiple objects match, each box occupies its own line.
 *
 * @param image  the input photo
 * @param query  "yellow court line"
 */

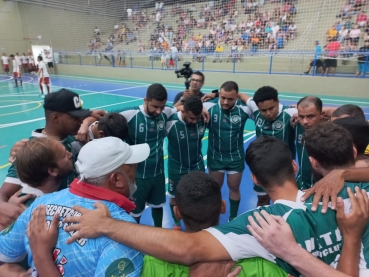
xmin=0 ymin=102 xmax=42 ymax=116
xmin=0 ymin=163 xmax=11 ymax=169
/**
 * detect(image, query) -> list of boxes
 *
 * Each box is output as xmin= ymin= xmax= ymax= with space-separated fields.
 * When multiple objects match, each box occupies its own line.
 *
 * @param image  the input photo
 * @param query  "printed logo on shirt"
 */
xmin=230 ymin=115 xmax=241 ymax=124
xmin=256 ymin=118 xmax=264 ymax=127
xmin=198 ymin=126 xmax=205 ymax=135
xmin=272 ymin=121 xmax=284 ymax=131
xmin=157 ymin=121 xmax=165 ymax=130
xmin=105 ymin=258 xmax=135 ymax=277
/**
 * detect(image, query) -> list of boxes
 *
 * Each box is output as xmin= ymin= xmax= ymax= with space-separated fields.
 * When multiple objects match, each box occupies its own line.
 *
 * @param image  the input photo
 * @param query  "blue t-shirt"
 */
xmin=0 ymin=189 xmax=143 ymax=277
xmin=277 ymin=37 xmax=284 ymax=47
xmin=315 ymin=45 xmax=322 ymax=59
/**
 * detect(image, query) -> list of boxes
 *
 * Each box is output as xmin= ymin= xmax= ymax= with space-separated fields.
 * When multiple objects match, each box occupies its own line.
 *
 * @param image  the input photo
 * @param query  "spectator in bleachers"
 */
xmin=356 ymin=40 xmax=369 ymax=75
xmin=338 ymin=26 xmax=349 ymax=43
xmin=353 ymin=0 xmax=364 ymax=12
xmin=290 ymin=4 xmax=297 ymax=15
xmin=344 ymin=17 xmax=354 ymax=30
xmin=94 ymin=27 xmax=100 ymax=36
xmin=212 ymin=42 xmax=224 ymax=62
xmin=357 ymin=11 xmax=368 ymax=27
xmin=349 ymin=24 xmax=361 ymax=45
xmin=326 ymin=25 xmax=338 ymax=41
xmin=269 ymin=32 xmax=284 ymax=51
xmin=336 ymin=21 xmax=343 ymax=32
xmin=287 ymin=22 xmax=297 ymax=40
xmin=251 ymin=33 xmax=259 ymax=54
xmin=338 ymin=1 xmax=352 ymax=18
xmin=127 ymin=7 xmax=132 ymax=20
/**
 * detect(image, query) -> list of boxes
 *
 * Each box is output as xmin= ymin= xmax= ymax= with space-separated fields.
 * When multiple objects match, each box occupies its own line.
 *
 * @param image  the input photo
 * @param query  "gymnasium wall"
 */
xmin=0 ymin=0 xmax=27 ymax=54
xmin=55 ymin=64 xmax=368 ymax=99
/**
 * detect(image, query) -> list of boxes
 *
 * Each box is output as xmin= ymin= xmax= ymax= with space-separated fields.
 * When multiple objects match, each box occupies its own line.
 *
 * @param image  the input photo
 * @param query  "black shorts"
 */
xmin=325 ymin=58 xmax=337 ymax=68
xmin=47 ymin=62 xmax=53 ymax=68
xmin=309 ymin=59 xmax=323 ymax=67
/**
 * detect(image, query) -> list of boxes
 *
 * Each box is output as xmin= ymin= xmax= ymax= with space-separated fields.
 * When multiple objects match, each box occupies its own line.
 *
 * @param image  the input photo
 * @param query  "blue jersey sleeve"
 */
xmin=0 ymin=207 xmax=30 ymax=262
xmin=94 ymin=239 xmax=143 ymax=277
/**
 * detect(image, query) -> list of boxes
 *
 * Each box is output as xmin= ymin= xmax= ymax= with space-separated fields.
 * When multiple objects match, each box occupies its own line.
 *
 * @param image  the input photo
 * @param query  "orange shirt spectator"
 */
xmin=162 ymin=41 xmax=168 ymax=50
xmin=327 ymin=27 xmax=338 ymax=38
xmin=251 ymin=37 xmax=260 ymax=44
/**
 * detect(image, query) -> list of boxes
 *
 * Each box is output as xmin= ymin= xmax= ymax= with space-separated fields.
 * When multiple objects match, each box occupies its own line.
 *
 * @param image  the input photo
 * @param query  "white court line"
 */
xmin=56 ymin=74 xmax=369 ymax=106
xmin=0 ymin=77 xmax=13 ymax=82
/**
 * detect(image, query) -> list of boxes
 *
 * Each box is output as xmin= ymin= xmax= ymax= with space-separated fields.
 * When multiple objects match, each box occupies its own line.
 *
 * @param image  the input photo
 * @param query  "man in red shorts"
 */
xmin=35 ymin=56 xmax=50 ymax=96
xmin=10 ymin=54 xmax=22 ymax=87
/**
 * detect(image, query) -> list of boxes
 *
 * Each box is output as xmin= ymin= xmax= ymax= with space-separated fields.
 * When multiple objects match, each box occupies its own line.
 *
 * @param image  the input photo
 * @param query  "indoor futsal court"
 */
xmin=1 ymin=73 xmax=368 ymax=228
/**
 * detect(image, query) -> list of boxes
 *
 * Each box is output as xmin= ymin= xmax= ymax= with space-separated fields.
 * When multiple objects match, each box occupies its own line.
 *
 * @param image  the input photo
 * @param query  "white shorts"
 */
xmin=216 ymin=170 xmax=239 ymax=175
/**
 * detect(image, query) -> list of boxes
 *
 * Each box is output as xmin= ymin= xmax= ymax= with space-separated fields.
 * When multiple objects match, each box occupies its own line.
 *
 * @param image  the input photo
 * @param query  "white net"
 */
xmin=10 ymin=0 xmax=369 ymax=75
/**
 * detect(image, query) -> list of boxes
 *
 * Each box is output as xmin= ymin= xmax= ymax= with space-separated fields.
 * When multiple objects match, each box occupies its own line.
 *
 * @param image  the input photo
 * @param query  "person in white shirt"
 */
xmin=35 ymin=56 xmax=50 ymax=96
xmin=44 ymin=50 xmax=54 ymax=74
xmin=10 ymin=54 xmax=22 ymax=87
xmin=21 ymin=53 xmax=28 ymax=72
xmin=28 ymin=54 xmax=35 ymax=73
xmin=94 ymin=27 xmax=100 ymax=35
xmin=127 ymin=8 xmax=133 ymax=19
xmin=155 ymin=2 xmax=159 ymax=11
xmin=1 ymin=53 xmax=10 ymax=74
xmin=288 ymin=23 xmax=297 ymax=40
xmin=159 ymin=1 xmax=164 ymax=11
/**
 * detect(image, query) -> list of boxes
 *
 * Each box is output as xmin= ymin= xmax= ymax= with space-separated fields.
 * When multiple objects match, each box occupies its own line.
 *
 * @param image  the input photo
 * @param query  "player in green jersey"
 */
xmin=238 ymin=86 xmax=297 ymax=207
xmin=167 ymin=96 xmax=206 ymax=229
xmin=63 ymin=135 xmax=360 ymax=277
xmin=332 ymin=116 xmax=369 ymax=167
xmin=203 ymin=81 xmax=252 ymax=221
xmin=0 ymin=89 xmax=96 ymax=230
xmin=295 ymin=96 xmax=325 ymax=190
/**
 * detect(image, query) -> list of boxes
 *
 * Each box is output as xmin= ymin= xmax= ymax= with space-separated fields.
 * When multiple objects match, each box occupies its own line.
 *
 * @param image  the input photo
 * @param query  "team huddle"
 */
xmin=0 ymin=73 xmax=368 ymax=277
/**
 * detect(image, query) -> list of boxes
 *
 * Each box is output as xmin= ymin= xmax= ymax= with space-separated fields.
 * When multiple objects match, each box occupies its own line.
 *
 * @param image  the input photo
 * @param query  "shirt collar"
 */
xmin=89 ymin=121 xmax=99 ymax=140
xmin=21 ymin=184 xmax=44 ymax=197
xmin=69 ymin=178 xmax=136 ymax=213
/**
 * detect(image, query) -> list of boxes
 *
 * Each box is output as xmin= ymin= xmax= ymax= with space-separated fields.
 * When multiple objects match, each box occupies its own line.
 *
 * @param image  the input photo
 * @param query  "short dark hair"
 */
xmin=303 ymin=122 xmax=355 ymax=170
xmin=333 ymin=117 xmax=369 ymax=155
xmin=332 ymin=104 xmax=365 ymax=120
xmin=38 ymin=56 xmax=43 ymax=61
xmin=245 ymin=136 xmax=295 ymax=188
xmin=146 ymin=83 xmax=168 ymax=101
xmin=253 ymin=86 xmax=278 ymax=105
xmin=192 ymin=71 xmax=205 ymax=82
xmin=184 ymin=96 xmax=203 ymax=115
xmin=98 ymin=112 xmax=129 ymax=140
xmin=220 ymin=81 xmax=239 ymax=93
xmin=10 ymin=54 xmax=14 ymax=58
xmin=176 ymin=171 xmax=222 ymax=231
xmin=297 ymin=96 xmax=323 ymax=112
xmin=16 ymin=138 xmax=59 ymax=188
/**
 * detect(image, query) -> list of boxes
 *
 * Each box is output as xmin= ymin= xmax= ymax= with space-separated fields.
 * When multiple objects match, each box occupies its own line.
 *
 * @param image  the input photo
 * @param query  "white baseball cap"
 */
xmin=75 ymin=137 xmax=150 ymax=180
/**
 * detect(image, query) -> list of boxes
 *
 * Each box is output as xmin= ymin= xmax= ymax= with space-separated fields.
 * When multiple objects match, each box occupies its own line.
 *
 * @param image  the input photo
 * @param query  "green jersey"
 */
xmin=166 ymin=111 xmax=206 ymax=174
xmin=206 ymin=190 xmax=341 ymax=276
xmin=4 ymin=129 xmax=79 ymax=191
xmin=141 ymin=256 xmax=289 ymax=277
xmin=203 ymin=99 xmax=251 ymax=163
xmin=246 ymin=98 xmax=297 ymax=157
xmin=295 ymin=124 xmax=314 ymax=190
xmin=304 ymin=181 xmax=369 ymax=274
xmin=116 ymin=105 xmax=176 ymax=178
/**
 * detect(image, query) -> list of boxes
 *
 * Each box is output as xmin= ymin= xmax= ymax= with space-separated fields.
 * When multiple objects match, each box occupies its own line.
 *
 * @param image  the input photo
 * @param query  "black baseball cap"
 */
xmin=43 ymin=88 xmax=91 ymax=118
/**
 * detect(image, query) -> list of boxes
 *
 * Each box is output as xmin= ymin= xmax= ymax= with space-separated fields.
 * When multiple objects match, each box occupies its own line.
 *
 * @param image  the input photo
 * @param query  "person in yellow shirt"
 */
xmin=326 ymin=25 xmax=338 ymax=41
xmin=213 ymin=43 xmax=224 ymax=62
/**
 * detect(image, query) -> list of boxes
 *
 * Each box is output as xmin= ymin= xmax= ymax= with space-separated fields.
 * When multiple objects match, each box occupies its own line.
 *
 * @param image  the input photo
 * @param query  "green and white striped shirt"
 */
xmin=166 ymin=112 xmax=206 ymax=175
xmin=203 ymin=99 xmax=251 ymax=163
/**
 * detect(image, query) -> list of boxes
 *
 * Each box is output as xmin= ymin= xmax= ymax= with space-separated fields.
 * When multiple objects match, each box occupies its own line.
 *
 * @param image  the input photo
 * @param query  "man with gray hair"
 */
xmin=0 ymin=137 xmax=149 ymax=277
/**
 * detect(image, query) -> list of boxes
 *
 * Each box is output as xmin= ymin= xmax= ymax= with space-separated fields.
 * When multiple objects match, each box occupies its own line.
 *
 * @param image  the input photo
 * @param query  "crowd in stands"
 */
xmin=145 ymin=0 xmax=300 ymax=62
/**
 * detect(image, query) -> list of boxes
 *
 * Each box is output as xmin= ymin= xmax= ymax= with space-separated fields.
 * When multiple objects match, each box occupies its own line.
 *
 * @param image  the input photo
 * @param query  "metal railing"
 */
xmin=53 ymin=50 xmax=369 ymax=78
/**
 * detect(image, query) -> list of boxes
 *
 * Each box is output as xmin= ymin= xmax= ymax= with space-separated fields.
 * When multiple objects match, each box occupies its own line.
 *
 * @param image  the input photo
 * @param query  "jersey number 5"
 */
xmin=180 ymin=131 xmax=185 ymax=139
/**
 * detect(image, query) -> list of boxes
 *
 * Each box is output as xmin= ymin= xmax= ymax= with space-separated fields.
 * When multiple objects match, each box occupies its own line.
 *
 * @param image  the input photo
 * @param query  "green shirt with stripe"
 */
xmin=203 ymin=99 xmax=251 ymax=164
xmin=246 ymin=99 xmax=297 ymax=157
xmin=5 ymin=129 xmax=79 ymax=191
xmin=166 ymin=111 xmax=206 ymax=175
xmin=304 ymin=181 xmax=369 ymax=274
xmin=206 ymin=190 xmax=341 ymax=276
xmin=295 ymin=124 xmax=314 ymax=190
xmin=113 ymin=105 xmax=176 ymax=178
